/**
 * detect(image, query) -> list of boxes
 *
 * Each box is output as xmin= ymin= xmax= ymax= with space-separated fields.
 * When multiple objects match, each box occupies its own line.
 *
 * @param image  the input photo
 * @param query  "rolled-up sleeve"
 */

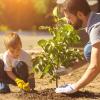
xmin=3 ymin=54 xmax=12 ymax=71
xmin=90 ymin=25 xmax=100 ymax=45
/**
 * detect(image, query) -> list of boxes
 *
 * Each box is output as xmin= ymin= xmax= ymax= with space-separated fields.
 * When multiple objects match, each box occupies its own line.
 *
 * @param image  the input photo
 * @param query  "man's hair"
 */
xmin=4 ymin=32 xmax=22 ymax=49
xmin=62 ymin=0 xmax=91 ymax=16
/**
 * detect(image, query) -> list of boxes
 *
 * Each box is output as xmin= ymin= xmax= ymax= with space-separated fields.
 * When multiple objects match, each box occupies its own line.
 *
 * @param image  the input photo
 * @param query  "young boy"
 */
xmin=0 ymin=32 xmax=35 ymax=93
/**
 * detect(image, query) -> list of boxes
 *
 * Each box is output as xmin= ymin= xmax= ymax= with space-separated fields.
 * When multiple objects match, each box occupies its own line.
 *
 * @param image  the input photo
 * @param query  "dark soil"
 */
xmin=0 ymin=57 xmax=100 ymax=100
xmin=14 ymin=89 xmax=100 ymax=100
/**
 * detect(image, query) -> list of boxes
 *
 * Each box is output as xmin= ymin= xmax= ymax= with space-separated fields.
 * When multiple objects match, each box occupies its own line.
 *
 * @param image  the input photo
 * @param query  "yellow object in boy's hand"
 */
xmin=15 ymin=78 xmax=25 ymax=89
xmin=23 ymin=82 xmax=30 ymax=91
xmin=15 ymin=78 xmax=25 ymax=85
xmin=18 ymin=83 xmax=23 ymax=89
xmin=15 ymin=78 xmax=30 ymax=91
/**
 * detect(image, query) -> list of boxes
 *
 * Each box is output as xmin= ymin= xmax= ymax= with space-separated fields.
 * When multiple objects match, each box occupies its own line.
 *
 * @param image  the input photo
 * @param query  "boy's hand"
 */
xmin=15 ymin=78 xmax=30 ymax=92
xmin=15 ymin=78 xmax=25 ymax=85
xmin=23 ymin=82 xmax=30 ymax=91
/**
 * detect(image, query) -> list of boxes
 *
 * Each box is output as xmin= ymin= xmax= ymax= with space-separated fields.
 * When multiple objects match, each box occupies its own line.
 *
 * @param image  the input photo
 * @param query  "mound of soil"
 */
xmin=15 ymin=89 xmax=100 ymax=100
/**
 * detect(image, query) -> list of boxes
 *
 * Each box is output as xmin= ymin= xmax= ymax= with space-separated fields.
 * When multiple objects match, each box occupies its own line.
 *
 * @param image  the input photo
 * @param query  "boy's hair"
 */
xmin=62 ymin=0 xmax=91 ymax=16
xmin=4 ymin=32 xmax=22 ymax=49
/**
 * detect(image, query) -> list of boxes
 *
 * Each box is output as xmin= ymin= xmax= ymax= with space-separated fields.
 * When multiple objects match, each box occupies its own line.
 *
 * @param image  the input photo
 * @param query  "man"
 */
xmin=55 ymin=0 xmax=100 ymax=94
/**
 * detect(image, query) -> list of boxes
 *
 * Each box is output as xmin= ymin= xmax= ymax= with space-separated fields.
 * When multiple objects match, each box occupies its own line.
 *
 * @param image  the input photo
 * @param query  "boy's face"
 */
xmin=9 ymin=44 xmax=22 ymax=58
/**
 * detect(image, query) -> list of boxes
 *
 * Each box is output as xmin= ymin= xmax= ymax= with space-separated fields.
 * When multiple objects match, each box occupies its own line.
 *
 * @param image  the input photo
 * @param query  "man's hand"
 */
xmin=15 ymin=78 xmax=30 ymax=92
xmin=55 ymin=84 xmax=77 ymax=94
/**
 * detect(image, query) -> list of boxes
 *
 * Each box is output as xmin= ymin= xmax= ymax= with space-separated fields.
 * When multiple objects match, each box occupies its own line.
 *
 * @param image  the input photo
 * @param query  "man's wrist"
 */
xmin=73 ymin=83 xmax=80 ymax=91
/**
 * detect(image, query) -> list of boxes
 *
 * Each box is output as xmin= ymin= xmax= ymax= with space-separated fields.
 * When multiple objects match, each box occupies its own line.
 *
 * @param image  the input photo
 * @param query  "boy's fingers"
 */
xmin=23 ymin=83 xmax=30 ymax=91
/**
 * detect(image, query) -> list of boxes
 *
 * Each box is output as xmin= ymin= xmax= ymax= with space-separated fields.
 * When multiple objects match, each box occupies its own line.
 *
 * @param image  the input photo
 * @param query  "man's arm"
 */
xmin=74 ymin=42 xmax=100 ymax=90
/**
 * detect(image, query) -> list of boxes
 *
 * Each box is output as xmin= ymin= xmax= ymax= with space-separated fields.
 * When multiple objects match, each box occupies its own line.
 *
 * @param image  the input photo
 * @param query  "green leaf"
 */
xmin=43 ymin=64 xmax=51 ymax=74
xmin=38 ymin=39 xmax=47 ymax=47
xmin=53 ymin=6 xmax=59 ymax=17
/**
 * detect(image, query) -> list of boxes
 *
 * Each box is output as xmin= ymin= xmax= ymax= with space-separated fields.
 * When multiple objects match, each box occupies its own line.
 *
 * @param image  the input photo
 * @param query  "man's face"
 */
xmin=64 ymin=12 xmax=83 ymax=30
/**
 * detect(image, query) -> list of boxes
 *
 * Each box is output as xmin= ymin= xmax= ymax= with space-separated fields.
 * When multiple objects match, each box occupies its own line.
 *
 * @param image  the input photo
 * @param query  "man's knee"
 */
xmin=84 ymin=43 xmax=92 ymax=61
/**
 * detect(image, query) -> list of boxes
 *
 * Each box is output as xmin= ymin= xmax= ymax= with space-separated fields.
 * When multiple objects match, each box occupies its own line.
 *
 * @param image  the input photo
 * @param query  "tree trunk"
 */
xmin=56 ymin=77 xmax=58 ymax=88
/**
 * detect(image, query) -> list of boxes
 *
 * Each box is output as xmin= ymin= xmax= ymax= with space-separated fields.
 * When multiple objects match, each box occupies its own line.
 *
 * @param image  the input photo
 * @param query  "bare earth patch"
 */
xmin=0 ymin=61 xmax=100 ymax=100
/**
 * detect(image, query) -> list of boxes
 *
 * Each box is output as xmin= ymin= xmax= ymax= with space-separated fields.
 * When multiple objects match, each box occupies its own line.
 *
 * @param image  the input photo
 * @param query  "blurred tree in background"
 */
xmin=0 ymin=0 xmax=56 ymax=30
xmin=0 ymin=0 xmax=99 ymax=31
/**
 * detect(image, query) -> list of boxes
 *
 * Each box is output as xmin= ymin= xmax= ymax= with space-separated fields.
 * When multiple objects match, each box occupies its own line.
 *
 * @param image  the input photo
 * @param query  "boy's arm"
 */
xmin=6 ymin=71 xmax=17 ymax=81
xmin=6 ymin=70 xmax=30 ymax=91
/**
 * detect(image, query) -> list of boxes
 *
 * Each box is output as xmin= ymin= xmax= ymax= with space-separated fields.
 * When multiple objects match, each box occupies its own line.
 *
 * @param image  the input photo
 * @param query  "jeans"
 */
xmin=84 ymin=42 xmax=92 ymax=62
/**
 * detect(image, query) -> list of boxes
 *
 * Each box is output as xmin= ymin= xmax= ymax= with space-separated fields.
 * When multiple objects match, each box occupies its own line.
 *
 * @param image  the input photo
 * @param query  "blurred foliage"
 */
xmin=0 ymin=25 xmax=10 ymax=32
xmin=32 ymin=0 xmax=49 ymax=14
xmin=0 ymin=0 xmax=56 ymax=30
xmin=0 ymin=0 xmax=99 ymax=30
xmin=0 ymin=1 xmax=5 ymax=15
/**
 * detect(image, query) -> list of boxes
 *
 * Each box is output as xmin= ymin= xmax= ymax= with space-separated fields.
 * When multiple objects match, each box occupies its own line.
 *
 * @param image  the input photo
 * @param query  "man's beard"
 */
xmin=73 ymin=18 xmax=83 ymax=30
